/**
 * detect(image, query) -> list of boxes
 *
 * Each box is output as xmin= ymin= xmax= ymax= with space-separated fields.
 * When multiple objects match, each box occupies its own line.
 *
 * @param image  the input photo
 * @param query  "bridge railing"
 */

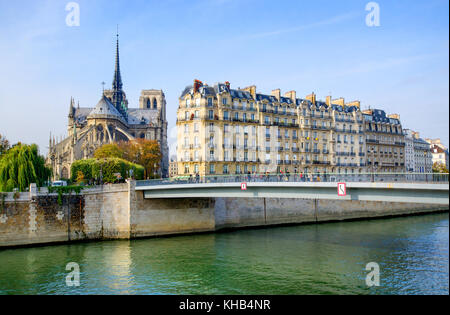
xmin=136 ymin=173 xmax=449 ymax=187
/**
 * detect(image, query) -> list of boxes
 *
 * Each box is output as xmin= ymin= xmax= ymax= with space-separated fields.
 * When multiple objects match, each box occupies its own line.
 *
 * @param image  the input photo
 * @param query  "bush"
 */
xmin=70 ymin=158 xmax=144 ymax=183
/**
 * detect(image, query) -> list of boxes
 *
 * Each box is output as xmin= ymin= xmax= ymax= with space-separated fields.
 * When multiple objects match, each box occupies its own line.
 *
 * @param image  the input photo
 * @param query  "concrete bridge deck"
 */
xmin=136 ymin=181 xmax=449 ymax=205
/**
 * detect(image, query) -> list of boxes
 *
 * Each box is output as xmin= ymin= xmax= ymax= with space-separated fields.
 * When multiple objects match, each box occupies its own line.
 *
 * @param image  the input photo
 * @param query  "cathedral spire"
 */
xmin=110 ymin=28 xmax=127 ymax=119
xmin=69 ymin=97 xmax=75 ymax=118
xmin=112 ymin=30 xmax=123 ymax=91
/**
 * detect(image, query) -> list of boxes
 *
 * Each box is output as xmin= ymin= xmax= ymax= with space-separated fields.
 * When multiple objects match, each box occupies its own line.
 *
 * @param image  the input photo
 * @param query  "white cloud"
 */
xmin=241 ymin=11 xmax=361 ymax=39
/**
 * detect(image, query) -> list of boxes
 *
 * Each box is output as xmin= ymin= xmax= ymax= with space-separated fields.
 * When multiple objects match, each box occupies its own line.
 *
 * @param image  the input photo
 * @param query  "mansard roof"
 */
xmin=255 ymin=94 xmax=277 ymax=103
xmin=363 ymin=109 xmax=401 ymax=125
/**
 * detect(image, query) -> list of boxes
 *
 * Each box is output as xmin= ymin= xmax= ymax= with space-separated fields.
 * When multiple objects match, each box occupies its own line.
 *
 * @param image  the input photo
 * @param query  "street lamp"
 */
xmin=424 ymin=151 xmax=428 ymax=183
xmin=371 ymin=148 xmax=375 ymax=182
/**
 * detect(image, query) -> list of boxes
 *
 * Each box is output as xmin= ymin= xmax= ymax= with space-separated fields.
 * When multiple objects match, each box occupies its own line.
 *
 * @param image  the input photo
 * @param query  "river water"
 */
xmin=0 ymin=213 xmax=448 ymax=295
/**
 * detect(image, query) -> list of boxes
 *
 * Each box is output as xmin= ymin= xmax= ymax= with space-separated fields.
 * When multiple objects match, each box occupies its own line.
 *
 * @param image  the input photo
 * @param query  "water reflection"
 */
xmin=0 ymin=213 xmax=448 ymax=295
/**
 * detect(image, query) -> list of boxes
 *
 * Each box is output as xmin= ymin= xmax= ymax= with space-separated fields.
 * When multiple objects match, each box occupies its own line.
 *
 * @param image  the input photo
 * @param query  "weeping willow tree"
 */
xmin=0 ymin=143 xmax=51 ymax=192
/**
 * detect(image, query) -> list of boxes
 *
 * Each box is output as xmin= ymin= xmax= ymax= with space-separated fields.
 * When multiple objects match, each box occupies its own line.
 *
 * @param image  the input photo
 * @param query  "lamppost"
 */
xmin=424 ymin=150 xmax=428 ymax=183
xmin=371 ymin=148 xmax=375 ymax=182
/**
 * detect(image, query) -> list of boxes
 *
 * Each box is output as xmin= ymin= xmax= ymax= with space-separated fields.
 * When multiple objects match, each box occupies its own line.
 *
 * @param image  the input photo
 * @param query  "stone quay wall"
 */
xmin=0 ymin=182 xmax=448 ymax=248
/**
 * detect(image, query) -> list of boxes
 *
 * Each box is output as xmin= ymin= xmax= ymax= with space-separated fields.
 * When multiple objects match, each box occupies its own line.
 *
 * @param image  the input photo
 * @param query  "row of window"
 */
xmin=183 ymin=163 xmax=368 ymax=175
xmin=183 ymin=98 xmax=362 ymax=121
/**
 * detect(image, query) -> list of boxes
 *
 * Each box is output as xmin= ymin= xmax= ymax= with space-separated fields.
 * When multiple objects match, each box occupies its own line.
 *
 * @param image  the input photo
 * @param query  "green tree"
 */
xmin=118 ymin=139 xmax=161 ymax=178
xmin=0 ymin=143 xmax=51 ymax=192
xmin=0 ymin=134 xmax=10 ymax=156
xmin=94 ymin=139 xmax=161 ymax=178
xmin=94 ymin=143 xmax=124 ymax=159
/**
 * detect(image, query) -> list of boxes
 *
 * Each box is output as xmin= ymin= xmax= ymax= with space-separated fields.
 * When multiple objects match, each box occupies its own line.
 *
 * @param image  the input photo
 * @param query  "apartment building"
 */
xmin=362 ymin=109 xmax=405 ymax=173
xmin=176 ymin=80 xmax=366 ymax=177
xmin=404 ymin=129 xmax=432 ymax=176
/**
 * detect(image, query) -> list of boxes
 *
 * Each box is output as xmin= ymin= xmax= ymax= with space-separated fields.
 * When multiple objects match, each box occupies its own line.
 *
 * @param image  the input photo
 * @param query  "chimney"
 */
xmin=346 ymin=100 xmax=361 ymax=108
xmin=326 ymin=96 xmax=332 ymax=106
xmin=193 ymin=79 xmax=203 ymax=93
xmin=271 ymin=89 xmax=281 ymax=101
xmin=225 ymin=81 xmax=230 ymax=90
xmin=305 ymin=92 xmax=316 ymax=105
xmin=243 ymin=85 xmax=257 ymax=99
xmin=284 ymin=91 xmax=297 ymax=103
xmin=332 ymin=97 xmax=345 ymax=107
xmin=388 ymin=114 xmax=400 ymax=120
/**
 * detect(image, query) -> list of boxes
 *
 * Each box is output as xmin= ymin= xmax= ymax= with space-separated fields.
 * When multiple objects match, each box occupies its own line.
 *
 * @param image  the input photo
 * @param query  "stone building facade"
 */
xmin=362 ymin=109 xmax=405 ymax=174
xmin=426 ymin=138 xmax=449 ymax=170
xmin=47 ymin=35 xmax=169 ymax=180
xmin=169 ymin=156 xmax=178 ymax=178
xmin=403 ymin=129 xmax=432 ymax=179
xmin=176 ymin=80 xmax=371 ymax=178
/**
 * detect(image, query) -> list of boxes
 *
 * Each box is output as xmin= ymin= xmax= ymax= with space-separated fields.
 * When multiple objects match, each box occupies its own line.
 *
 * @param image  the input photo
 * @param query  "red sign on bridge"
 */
xmin=337 ymin=183 xmax=347 ymax=196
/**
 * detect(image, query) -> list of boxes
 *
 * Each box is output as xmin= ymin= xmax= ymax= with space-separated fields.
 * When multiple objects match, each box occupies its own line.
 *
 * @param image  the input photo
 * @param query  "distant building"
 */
xmin=404 ymin=129 xmax=415 ymax=173
xmin=404 ymin=130 xmax=432 ymax=176
xmin=362 ymin=109 xmax=405 ymax=174
xmin=169 ymin=155 xmax=178 ymax=178
xmin=429 ymin=144 xmax=449 ymax=170
xmin=413 ymin=135 xmax=432 ymax=175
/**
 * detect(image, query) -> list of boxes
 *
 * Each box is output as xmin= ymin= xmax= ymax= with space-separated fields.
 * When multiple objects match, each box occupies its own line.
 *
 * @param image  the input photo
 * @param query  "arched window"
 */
xmin=146 ymin=99 xmax=151 ymax=109
xmin=153 ymin=98 xmax=157 ymax=109
xmin=140 ymin=133 xmax=145 ymax=139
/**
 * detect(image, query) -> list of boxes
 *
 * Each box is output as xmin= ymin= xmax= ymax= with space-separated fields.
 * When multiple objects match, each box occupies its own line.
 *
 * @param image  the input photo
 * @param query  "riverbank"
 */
xmin=0 ymin=181 xmax=448 ymax=249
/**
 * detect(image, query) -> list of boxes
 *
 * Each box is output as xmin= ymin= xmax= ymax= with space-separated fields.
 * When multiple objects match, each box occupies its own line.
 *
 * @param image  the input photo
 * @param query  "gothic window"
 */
xmin=147 ymin=99 xmax=151 ymax=109
xmin=153 ymin=98 xmax=157 ymax=109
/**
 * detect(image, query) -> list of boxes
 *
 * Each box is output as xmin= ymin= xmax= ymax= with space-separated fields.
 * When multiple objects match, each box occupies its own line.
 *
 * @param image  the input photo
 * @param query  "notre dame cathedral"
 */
xmin=47 ymin=34 xmax=169 ymax=179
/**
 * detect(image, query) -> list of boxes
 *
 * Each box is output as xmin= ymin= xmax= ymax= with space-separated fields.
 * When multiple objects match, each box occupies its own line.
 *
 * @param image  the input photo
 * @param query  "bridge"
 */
xmin=135 ymin=174 xmax=449 ymax=206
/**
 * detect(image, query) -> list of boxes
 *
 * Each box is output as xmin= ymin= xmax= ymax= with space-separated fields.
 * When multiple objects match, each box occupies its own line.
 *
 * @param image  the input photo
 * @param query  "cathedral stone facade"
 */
xmin=47 ymin=35 xmax=169 ymax=180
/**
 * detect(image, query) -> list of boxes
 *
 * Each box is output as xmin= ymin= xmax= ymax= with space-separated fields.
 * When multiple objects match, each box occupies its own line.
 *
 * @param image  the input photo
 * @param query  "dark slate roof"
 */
xmin=256 ymin=94 xmax=277 ymax=103
xmin=331 ymin=104 xmax=343 ymax=112
xmin=280 ymin=96 xmax=294 ymax=105
xmin=296 ymin=99 xmax=313 ymax=106
xmin=127 ymin=109 xmax=160 ymax=125
xmin=87 ymin=95 xmax=127 ymax=124
xmin=89 ymin=95 xmax=122 ymax=117
xmin=364 ymin=109 xmax=401 ymax=124
xmin=180 ymin=85 xmax=193 ymax=98
xmin=344 ymin=106 xmax=358 ymax=113
xmin=230 ymin=89 xmax=252 ymax=100
xmin=315 ymin=101 xmax=329 ymax=109
xmin=74 ymin=108 xmax=93 ymax=124
xmin=414 ymin=138 xmax=430 ymax=145
xmin=200 ymin=86 xmax=216 ymax=96
xmin=215 ymin=83 xmax=230 ymax=94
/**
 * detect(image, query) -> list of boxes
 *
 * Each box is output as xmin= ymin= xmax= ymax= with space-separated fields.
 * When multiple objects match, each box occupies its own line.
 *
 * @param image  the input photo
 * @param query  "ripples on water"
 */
xmin=0 ymin=213 xmax=448 ymax=295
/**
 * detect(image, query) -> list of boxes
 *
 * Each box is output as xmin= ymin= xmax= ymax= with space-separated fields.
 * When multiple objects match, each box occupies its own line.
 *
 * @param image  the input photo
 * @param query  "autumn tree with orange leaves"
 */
xmin=94 ymin=139 xmax=161 ymax=179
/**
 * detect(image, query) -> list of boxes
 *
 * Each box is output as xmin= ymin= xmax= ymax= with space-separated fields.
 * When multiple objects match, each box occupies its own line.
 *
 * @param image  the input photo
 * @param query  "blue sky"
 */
xmin=0 ymin=0 xmax=448 ymax=156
